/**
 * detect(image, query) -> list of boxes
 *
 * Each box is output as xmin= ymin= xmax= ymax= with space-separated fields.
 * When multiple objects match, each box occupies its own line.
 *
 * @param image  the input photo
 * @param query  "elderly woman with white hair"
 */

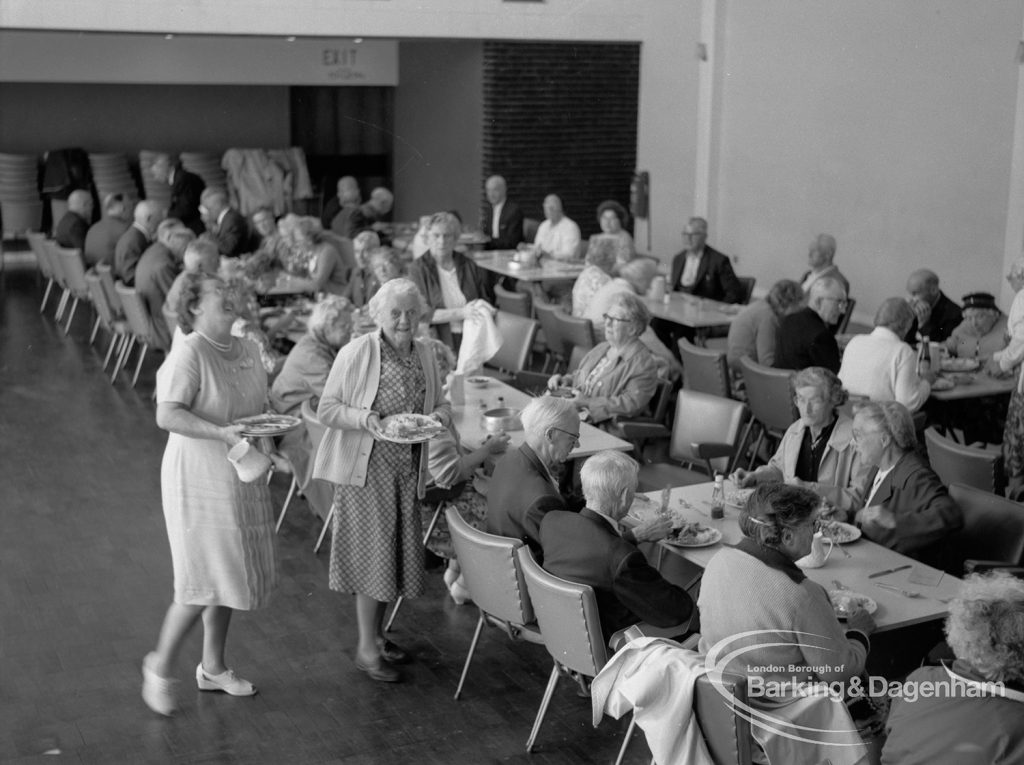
xmin=731 ymin=367 xmax=868 ymax=517
xmin=990 ymin=257 xmax=1024 ymax=491
xmin=571 ymin=235 xmax=618 ymax=319
xmin=851 ymin=401 xmax=962 ymax=570
xmin=881 ymin=571 xmax=1024 ymax=764
xmin=548 ymin=291 xmax=659 ymax=425
xmin=313 ymin=278 xmax=450 ymax=683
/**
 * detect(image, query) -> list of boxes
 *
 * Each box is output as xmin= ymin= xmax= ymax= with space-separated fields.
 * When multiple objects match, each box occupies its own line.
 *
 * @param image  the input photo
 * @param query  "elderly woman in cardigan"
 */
xmin=313 ymin=278 xmax=450 ymax=683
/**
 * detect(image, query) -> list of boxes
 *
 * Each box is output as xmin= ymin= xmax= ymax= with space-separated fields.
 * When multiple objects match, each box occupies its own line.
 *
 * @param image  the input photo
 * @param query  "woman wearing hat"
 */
xmin=945 ymin=292 xmax=1008 ymax=361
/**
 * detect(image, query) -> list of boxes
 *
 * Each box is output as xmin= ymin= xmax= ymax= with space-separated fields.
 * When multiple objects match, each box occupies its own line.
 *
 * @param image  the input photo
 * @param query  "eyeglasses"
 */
xmin=851 ymin=428 xmax=882 ymax=442
xmin=794 ymin=394 xmax=826 ymax=407
xmin=549 ymin=426 xmax=580 ymax=447
xmin=822 ymin=297 xmax=848 ymax=308
xmin=602 ymin=313 xmax=633 ymax=325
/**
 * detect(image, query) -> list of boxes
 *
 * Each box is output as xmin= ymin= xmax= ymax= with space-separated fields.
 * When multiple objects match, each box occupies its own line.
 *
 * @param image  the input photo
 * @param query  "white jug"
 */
xmin=796 ymin=532 xmax=835 ymax=569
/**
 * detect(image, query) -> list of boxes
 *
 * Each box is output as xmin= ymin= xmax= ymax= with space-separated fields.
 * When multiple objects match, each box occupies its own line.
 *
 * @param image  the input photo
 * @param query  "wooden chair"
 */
xmin=678 ymin=337 xmax=731 ymax=399
xmin=835 ymin=297 xmax=856 ymax=335
xmin=736 ymin=275 xmax=756 ymax=305
xmin=42 ymin=240 xmax=71 ymax=321
xmin=949 ymin=483 xmax=1024 ymax=569
xmin=55 ymin=246 xmax=91 ymax=335
xmin=738 ymin=357 xmax=796 ymax=467
xmin=26 ymin=232 xmax=58 ymax=314
xmin=622 ymin=388 xmax=749 ymax=492
xmin=485 ymin=310 xmax=539 ymax=377
xmin=449 ymin=509 xmax=544 ymax=701
xmin=494 ymin=282 xmax=532 ymax=317
xmin=522 ymin=217 xmax=540 ymax=244
xmin=533 ymin=299 xmax=569 ymax=372
xmin=924 ymin=427 xmax=1005 ymax=495
xmin=114 ymin=281 xmax=167 ymax=387
xmin=95 ymin=263 xmax=124 ymax=318
xmin=553 ymin=310 xmax=596 ymax=359
xmin=85 ymin=269 xmax=130 ymax=377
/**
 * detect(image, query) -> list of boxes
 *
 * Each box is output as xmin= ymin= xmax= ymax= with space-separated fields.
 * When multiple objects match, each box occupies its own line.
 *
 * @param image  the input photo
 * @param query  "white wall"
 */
xmin=710 ymin=0 xmax=1023 ymax=319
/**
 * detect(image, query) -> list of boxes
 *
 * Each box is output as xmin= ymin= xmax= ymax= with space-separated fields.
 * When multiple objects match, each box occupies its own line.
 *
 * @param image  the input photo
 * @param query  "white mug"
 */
xmin=796 ymin=532 xmax=835 ymax=569
xmin=227 ymin=440 xmax=273 ymax=483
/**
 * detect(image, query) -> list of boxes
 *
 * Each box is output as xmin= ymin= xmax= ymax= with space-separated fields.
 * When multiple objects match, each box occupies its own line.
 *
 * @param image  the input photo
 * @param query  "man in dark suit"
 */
xmin=539 ymin=451 xmax=694 ymax=640
xmin=84 ymin=192 xmax=130 ymax=267
xmin=54 ymin=189 xmax=93 ymax=251
xmin=905 ymin=269 xmax=962 ymax=343
xmin=482 ymin=175 xmax=524 ymax=251
xmin=774 ymin=276 xmax=845 ymax=373
xmin=200 ymin=187 xmax=248 ymax=258
xmin=136 ymin=220 xmax=193 ymax=349
xmin=150 ymin=153 xmax=205 ymax=236
xmin=114 ymin=200 xmax=164 ymax=286
xmin=669 ymin=217 xmax=742 ymax=303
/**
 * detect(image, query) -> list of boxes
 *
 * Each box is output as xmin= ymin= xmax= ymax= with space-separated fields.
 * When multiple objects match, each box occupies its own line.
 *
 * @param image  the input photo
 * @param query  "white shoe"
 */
xmin=449 ymin=575 xmax=472 ymax=606
xmin=196 ymin=664 xmax=257 ymax=696
xmin=142 ymin=653 xmax=178 ymax=716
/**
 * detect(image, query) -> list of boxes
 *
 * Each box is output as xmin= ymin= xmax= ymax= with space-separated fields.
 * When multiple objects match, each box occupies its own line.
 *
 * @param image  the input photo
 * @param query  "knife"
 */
xmin=867 ymin=564 xmax=912 ymax=579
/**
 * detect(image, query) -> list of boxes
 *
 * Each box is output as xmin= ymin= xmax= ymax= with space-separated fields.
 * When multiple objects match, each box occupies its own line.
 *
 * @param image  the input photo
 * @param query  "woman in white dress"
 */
xmin=142 ymin=272 xmax=278 ymax=716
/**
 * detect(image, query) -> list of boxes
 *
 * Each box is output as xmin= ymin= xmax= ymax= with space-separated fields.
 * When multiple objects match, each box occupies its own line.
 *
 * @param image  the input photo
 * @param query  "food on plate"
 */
xmin=380 ymin=413 xmax=443 ymax=441
xmin=549 ymin=387 xmax=579 ymax=399
xmin=817 ymin=519 xmax=861 ymax=544
xmin=829 ymin=591 xmax=877 ymax=618
xmin=930 ymin=377 xmax=955 ymax=392
xmin=669 ymin=522 xmax=720 ymax=546
xmin=234 ymin=413 xmax=301 ymax=436
xmin=466 ymin=376 xmax=490 ymax=388
xmin=940 ymin=357 xmax=980 ymax=373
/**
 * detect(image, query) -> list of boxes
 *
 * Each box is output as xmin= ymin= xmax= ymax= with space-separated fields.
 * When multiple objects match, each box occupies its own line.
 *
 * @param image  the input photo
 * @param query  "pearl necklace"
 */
xmin=195 ymin=330 xmax=232 ymax=353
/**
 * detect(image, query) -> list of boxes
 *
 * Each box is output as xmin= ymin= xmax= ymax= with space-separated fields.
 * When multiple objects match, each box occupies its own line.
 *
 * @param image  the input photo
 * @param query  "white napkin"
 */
xmin=456 ymin=300 xmax=502 ymax=375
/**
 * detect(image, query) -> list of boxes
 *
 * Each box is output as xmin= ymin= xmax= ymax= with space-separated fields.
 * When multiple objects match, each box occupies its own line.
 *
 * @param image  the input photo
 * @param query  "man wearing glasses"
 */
xmin=774 ymin=277 xmax=845 ymax=373
xmin=668 ymin=216 xmax=742 ymax=304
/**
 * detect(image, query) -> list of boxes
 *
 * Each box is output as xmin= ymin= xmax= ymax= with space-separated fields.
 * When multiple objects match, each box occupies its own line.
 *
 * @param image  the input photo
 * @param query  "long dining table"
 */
xmin=629 ymin=481 xmax=961 ymax=633
xmin=450 ymin=376 xmax=631 ymax=458
xmin=468 ymin=249 xmax=585 ymax=283
xmin=641 ymin=291 xmax=741 ymax=344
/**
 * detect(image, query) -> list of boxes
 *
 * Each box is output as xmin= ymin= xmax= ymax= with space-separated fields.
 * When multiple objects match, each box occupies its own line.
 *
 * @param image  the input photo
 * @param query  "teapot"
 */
xmin=795 ymin=532 xmax=835 ymax=569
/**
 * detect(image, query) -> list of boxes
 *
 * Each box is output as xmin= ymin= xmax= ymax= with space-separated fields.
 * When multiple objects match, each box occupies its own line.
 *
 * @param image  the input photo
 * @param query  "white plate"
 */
xmin=818 ymin=520 xmax=862 ymax=544
xmin=234 ymin=413 xmax=302 ymax=437
xmin=829 ymin=590 xmax=878 ymax=618
xmin=466 ymin=376 xmax=491 ymax=388
xmin=378 ymin=413 xmax=445 ymax=444
xmin=725 ymin=488 xmax=754 ymax=508
xmin=663 ymin=525 xmax=723 ymax=548
xmin=940 ymin=357 xmax=980 ymax=373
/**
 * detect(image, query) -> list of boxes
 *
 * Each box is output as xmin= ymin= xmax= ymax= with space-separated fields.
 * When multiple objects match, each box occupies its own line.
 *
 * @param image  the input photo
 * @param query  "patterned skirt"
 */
xmin=1002 ymin=390 xmax=1024 ymax=479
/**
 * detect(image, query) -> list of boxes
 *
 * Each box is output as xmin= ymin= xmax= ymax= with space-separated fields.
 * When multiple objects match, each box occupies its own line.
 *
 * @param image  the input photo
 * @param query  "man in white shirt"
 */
xmin=838 ymin=297 xmax=937 ymax=412
xmin=482 ymin=174 xmax=523 ymax=251
xmin=534 ymin=194 xmax=581 ymax=260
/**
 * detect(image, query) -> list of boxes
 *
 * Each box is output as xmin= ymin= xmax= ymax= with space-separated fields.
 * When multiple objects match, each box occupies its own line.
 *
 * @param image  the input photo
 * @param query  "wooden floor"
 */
xmin=0 ymin=261 xmax=652 ymax=764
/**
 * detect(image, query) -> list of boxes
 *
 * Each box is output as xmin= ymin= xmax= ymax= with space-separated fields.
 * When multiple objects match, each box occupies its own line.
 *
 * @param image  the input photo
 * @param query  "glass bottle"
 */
xmin=919 ymin=335 xmax=931 ymax=376
xmin=710 ymin=474 xmax=725 ymax=519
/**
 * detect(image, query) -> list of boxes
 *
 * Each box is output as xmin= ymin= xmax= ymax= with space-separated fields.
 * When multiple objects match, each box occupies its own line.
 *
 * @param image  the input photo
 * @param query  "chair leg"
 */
xmin=275 ymin=476 xmax=298 ymax=533
xmin=63 ymin=296 xmax=79 ymax=335
xmin=614 ymin=715 xmax=640 ymax=765
xmin=102 ymin=332 xmax=118 ymax=371
xmin=314 ymin=504 xmax=335 ymax=553
xmin=384 ymin=597 xmax=405 ymax=634
xmin=113 ymin=335 xmax=136 ymax=383
xmin=89 ymin=315 xmax=101 ymax=344
xmin=55 ymin=288 xmax=70 ymax=321
xmin=526 ymin=663 xmax=561 ymax=753
xmin=130 ymin=343 xmax=149 ymax=387
xmin=454 ymin=612 xmax=486 ymax=701
xmin=748 ymin=428 xmax=765 ymax=470
xmin=385 ymin=501 xmax=447 ymax=633
xmin=39 ymin=279 xmax=54 ymax=313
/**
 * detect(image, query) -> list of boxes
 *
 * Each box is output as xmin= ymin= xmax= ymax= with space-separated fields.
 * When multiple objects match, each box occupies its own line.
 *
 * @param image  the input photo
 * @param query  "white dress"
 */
xmin=156 ymin=332 xmax=277 ymax=610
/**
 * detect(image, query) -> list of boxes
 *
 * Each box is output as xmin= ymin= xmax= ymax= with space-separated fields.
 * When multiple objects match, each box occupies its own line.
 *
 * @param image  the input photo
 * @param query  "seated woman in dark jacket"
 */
xmin=852 ymin=401 xmax=963 ymax=571
xmin=407 ymin=211 xmax=494 ymax=348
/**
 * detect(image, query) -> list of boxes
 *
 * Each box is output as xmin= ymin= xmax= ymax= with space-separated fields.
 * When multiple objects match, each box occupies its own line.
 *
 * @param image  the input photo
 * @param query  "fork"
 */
xmin=874 ymin=583 xmax=922 ymax=598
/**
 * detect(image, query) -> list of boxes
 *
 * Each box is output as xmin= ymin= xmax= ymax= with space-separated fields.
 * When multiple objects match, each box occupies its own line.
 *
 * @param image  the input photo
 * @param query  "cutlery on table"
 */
xmin=867 ymin=564 xmax=912 ymax=579
xmin=874 ymin=583 xmax=922 ymax=598
xmin=680 ymin=498 xmax=710 ymax=518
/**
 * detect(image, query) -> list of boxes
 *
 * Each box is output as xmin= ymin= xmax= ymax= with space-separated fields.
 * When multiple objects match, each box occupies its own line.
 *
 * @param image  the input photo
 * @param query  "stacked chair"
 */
xmin=139 ymin=150 xmax=172 ymax=209
xmin=88 ymin=153 xmax=139 ymax=209
xmin=0 ymin=152 xmax=42 ymax=239
xmin=180 ymin=151 xmax=228 ymax=190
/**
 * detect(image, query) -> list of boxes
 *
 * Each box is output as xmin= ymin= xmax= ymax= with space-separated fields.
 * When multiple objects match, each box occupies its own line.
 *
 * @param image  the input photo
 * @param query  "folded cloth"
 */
xmin=456 ymin=300 xmax=501 ymax=375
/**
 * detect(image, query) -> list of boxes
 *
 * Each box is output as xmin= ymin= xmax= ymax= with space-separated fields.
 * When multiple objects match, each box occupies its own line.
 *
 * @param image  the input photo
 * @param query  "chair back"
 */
xmin=56 ymin=246 xmax=89 ymax=298
xmin=523 ymin=217 xmax=540 ymax=244
xmin=494 ymin=283 xmax=532 ymax=317
xmin=679 ymin=337 xmax=731 ymax=399
xmin=949 ymin=483 xmax=1024 ymax=567
xmin=736 ymin=276 xmax=756 ymax=305
xmin=739 ymin=357 xmax=796 ymax=435
xmin=924 ymin=428 xmax=1005 ymax=495
xmin=43 ymin=240 xmax=69 ymax=288
xmin=489 ymin=310 xmax=539 ymax=374
xmin=449 ymin=508 xmax=537 ymax=626
xmin=534 ymin=300 xmax=568 ymax=365
xmin=85 ymin=270 xmax=116 ymax=328
xmin=95 ymin=263 xmax=124 ymax=316
xmin=835 ymin=297 xmax=856 ymax=334
xmin=26 ymin=232 xmax=53 ymax=279
xmin=648 ymin=378 xmax=674 ymax=424
xmin=553 ymin=311 xmax=595 ymax=358
xmin=517 ymin=546 xmax=607 ymax=677
xmin=695 ymin=671 xmax=754 ymax=765
xmin=115 ymin=281 xmax=163 ymax=348
xmin=669 ymin=389 xmax=748 ymax=474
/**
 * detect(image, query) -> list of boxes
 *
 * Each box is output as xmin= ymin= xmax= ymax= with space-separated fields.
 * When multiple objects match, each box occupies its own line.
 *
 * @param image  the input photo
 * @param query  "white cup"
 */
xmin=796 ymin=532 xmax=835 ymax=569
xmin=227 ymin=440 xmax=273 ymax=483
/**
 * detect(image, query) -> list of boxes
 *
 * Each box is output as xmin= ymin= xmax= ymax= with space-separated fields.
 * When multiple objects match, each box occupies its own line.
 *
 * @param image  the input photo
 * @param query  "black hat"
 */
xmin=962 ymin=292 xmax=998 ymax=311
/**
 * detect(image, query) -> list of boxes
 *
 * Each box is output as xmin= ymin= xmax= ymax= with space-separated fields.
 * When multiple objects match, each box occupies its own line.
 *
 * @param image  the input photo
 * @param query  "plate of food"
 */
xmin=725 ymin=488 xmax=754 ymax=509
xmin=466 ymin=376 xmax=491 ymax=388
xmin=930 ymin=377 xmax=956 ymax=392
xmin=549 ymin=387 xmax=580 ymax=400
xmin=663 ymin=522 xmax=722 ymax=548
xmin=378 ymin=413 xmax=446 ymax=444
xmin=234 ymin=413 xmax=302 ymax=438
xmin=828 ymin=590 xmax=878 ymax=619
xmin=940 ymin=357 xmax=980 ymax=373
xmin=817 ymin=519 xmax=862 ymax=544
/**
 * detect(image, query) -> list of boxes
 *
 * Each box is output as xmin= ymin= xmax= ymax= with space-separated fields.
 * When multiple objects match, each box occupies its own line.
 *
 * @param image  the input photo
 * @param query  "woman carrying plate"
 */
xmin=546 ymin=292 xmax=659 ymax=426
xmin=313 ymin=278 xmax=450 ymax=683
xmin=142 ymin=273 xmax=277 ymax=716
xmin=730 ymin=367 xmax=869 ymax=518
xmin=698 ymin=483 xmax=875 ymax=764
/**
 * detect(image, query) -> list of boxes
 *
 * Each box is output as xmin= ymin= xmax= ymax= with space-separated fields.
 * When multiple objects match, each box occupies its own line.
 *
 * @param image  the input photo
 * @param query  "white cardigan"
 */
xmin=312 ymin=331 xmax=450 ymax=494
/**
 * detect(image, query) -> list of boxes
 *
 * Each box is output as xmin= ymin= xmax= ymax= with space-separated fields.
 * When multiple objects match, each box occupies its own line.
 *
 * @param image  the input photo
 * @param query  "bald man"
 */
xmin=114 ymin=200 xmax=164 ymax=286
xmin=331 ymin=186 xmax=393 ymax=239
xmin=321 ymin=175 xmax=361 ymax=230
xmin=482 ymin=175 xmax=524 ymax=250
xmin=905 ymin=269 xmax=962 ymax=343
xmin=534 ymin=194 xmax=581 ymax=260
xmin=800 ymin=234 xmax=850 ymax=296
xmin=54 ymin=189 xmax=94 ymax=250
xmin=200 ymin=187 xmax=248 ymax=258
